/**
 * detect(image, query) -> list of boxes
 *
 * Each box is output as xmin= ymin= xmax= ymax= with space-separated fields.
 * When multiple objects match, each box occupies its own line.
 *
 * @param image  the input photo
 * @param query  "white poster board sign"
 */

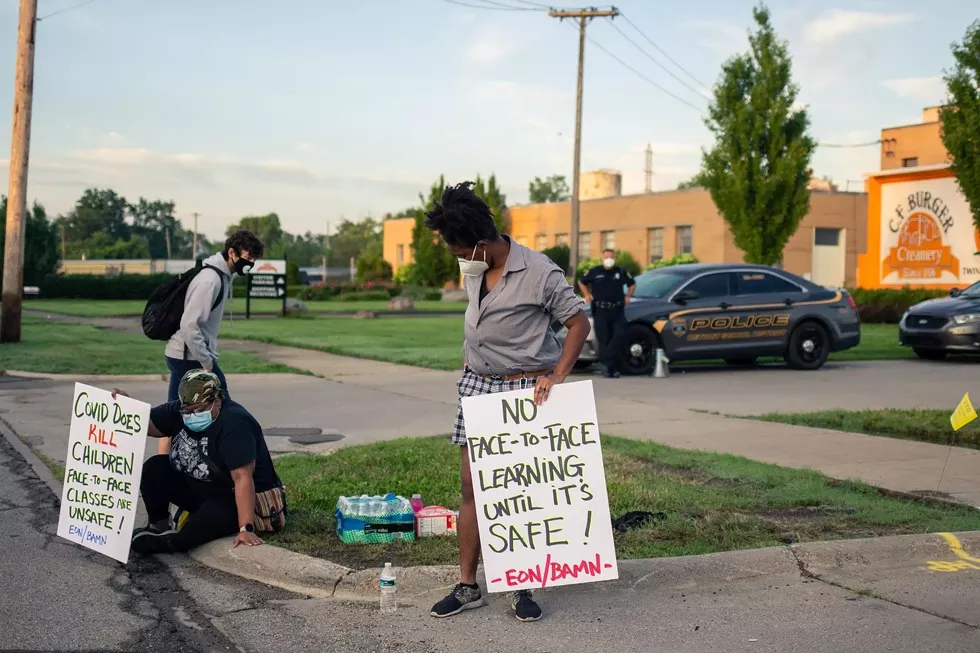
xmin=57 ymin=383 xmax=149 ymax=563
xmin=461 ymin=380 xmax=618 ymax=593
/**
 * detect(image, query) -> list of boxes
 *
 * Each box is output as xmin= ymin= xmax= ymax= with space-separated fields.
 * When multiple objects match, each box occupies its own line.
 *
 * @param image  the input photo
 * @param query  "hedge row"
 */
xmin=849 ymin=287 xmax=950 ymax=323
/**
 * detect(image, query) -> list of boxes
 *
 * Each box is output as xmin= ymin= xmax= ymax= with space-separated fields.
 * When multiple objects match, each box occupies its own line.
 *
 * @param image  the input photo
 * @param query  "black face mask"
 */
xmin=233 ymin=256 xmax=253 ymax=276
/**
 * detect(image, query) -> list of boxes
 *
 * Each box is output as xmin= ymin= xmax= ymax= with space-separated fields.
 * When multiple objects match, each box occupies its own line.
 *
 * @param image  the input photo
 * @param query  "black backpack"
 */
xmin=141 ymin=264 xmax=225 ymax=341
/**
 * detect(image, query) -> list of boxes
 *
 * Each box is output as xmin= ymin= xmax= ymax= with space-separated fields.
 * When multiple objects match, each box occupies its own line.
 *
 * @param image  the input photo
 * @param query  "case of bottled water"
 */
xmin=335 ymin=493 xmax=416 ymax=544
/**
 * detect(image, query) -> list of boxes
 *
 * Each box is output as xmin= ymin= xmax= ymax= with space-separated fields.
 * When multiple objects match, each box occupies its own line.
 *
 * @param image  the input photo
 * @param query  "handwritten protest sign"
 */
xmin=57 ymin=383 xmax=149 ymax=563
xmin=461 ymin=379 xmax=618 ymax=593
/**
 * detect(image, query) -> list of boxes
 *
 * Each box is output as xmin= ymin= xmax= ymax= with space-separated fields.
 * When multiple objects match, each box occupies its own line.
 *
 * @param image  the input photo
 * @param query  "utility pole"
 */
xmin=164 ymin=227 xmax=171 ymax=259
xmin=191 ymin=212 xmax=199 ymax=259
xmin=1 ymin=0 xmax=38 ymax=344
xmin=644 ymin=143 xmax=653 ymax=193
xmin=550 ymin=7 xmax=619 ymax=278
xmin=60 ymin=223 xmax=65 ymax=260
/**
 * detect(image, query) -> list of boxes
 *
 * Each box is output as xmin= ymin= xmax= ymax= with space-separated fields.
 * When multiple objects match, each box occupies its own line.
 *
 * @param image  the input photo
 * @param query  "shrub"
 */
xmin=334 ymin=290 xmax=391 ymax=302
xmin=399 ymin=285 xmax=443 ymax=301
xmin=40 ymin=273 xmax=173 ymax=299
xmin=644 ymin=253 xmax=698 ymax=272
xmin=576 ymin=251 xmax=643 ymax=283
xmin=297 ymin=283 xmax=402 ymax=302
xmin=392 ymin=263 xmax=416 ymax=286
xmin=542 ymin=245 xmax=570 ymax=272
xmin=849 ymin=287 xmax=950 ymax=323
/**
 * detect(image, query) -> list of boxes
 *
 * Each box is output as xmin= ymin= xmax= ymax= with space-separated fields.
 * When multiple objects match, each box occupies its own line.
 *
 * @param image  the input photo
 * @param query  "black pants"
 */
xmin=166 ymin=356 xmax=229 ymax=403
xmin=593 ymin=306 xmax=627 ymax=372
xmin=140 ymin=454 xmax=239 ymax=553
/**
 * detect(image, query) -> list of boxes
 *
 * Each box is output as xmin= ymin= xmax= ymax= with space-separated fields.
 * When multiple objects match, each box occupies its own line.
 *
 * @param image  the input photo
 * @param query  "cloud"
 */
xmin=684 ymin=20 xmax=746 ymax=56
xmin=881 ymin=76 xmax=946 ymax=104
xmin=804 ymin=10 xmax=916 ymax=45
xmin=465 ymin=27 xmax=519 ymax=66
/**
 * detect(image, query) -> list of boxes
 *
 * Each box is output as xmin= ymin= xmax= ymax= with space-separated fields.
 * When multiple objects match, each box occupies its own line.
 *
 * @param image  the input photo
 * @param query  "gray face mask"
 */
xmin=458 ymin=244 xmax=489 ymax=277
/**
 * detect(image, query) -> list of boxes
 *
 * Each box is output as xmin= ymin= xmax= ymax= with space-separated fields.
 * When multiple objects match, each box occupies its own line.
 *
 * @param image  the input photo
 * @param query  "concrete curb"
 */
xmin=1 ymin=370 xmax=168 ymax=382
xmin=0 ymin=416 xmax=63 ymax=497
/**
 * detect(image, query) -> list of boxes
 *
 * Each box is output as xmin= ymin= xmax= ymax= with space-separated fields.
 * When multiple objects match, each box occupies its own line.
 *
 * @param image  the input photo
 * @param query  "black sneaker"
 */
xmin=130 ymin=528 xmax=177 ymax=555
xmin=430 ymin=583 xmax=484 ymax=618
xmin=512 ymin=589 xmax=542 ymax=622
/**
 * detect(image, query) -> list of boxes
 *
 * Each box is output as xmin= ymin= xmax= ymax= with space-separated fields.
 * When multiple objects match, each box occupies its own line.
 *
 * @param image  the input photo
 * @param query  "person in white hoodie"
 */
xmin=158 ymin=229 xmax=265 ymax=455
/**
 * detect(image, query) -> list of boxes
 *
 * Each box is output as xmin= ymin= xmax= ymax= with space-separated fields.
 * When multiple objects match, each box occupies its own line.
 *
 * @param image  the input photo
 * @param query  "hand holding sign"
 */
xmin=57 ymin=383 xmax=149 ymax=563
xmin=461 ymin=380 xmax=618 ymax=593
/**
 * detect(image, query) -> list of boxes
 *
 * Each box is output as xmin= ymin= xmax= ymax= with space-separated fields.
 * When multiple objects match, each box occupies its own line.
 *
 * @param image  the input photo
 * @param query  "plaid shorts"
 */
xmin=452 ymin=366 xmax=534 ymax=446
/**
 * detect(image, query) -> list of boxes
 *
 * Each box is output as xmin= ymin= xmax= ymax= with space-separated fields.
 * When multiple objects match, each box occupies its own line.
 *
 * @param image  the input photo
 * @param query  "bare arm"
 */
xmin=552 ymin=311 xmax=589 ymax=383
xmin=577 ymin=280 xmax=592 ymax=302
xmin=230 ymin=463 xmax=257 ymax=531
xmin=111 ymin=389 xmax=167 ymax=438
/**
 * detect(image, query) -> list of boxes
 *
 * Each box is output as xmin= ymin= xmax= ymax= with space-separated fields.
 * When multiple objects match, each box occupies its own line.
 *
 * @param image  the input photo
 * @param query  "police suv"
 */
xmin=558 ymin=263 xmax=861 ymax=375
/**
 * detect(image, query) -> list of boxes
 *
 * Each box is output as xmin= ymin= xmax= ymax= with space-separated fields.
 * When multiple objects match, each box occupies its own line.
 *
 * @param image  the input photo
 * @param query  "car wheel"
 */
xmin=621 ymin=324 xmax=658 ymax=375
xmin=724 ymin=357 xmax=758 ymax=366
xmin=784 ymin=321 xmax=830 ymax=370
xmin=913 ymin=348 xmax=947 ymax=361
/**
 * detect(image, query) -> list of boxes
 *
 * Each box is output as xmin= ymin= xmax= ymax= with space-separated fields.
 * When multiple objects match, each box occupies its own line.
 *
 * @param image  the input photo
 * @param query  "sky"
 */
xmin=0 ymin=0 xmax=973 ymax=241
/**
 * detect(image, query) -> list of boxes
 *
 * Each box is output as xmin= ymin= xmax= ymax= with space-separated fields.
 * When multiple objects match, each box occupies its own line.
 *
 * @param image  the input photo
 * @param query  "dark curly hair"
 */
xmin=423 ymin=181 xmax=498 ymax=248
xmin=222 ymin=230 xmax=265 ymax=260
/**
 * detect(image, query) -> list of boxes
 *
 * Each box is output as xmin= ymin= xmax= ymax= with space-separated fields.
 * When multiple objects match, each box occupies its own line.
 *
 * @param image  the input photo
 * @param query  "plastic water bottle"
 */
xmin=411 ymin=494 xmax=423 ymax=514
xmin=380 ymin=562 xmax=397 ymax=614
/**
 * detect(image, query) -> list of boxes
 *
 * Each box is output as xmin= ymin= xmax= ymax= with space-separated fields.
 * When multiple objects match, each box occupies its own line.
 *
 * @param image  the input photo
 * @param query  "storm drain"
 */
xmin=264 ymin=427 xmax=345 ymax=445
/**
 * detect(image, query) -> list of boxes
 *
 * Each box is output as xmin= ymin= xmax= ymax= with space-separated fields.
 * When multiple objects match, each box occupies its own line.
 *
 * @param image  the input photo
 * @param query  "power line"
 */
xmin=438 ymin=0 xmax=541 ymax=11
xmin=816 ymin=139 xmax=881 ymax=148
xmin=618 ymin=13 xmax=711 ymax=95
xmin=606 ymin=18 xmax=711 ymax=102
xmin=566 ymin=21 xmax=706 ymax=114
xmin=37 ymin=0 xmax=98 ymax=22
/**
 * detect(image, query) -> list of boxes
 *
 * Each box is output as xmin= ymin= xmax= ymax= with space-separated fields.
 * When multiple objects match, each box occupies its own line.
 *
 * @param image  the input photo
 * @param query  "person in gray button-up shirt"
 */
xmin=422 ymin=181 xmax=591 ymax=623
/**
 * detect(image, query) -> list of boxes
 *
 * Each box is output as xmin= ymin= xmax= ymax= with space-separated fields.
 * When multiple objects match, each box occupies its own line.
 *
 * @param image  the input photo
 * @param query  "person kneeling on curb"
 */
xmin=112 ymin=369 xmax=286 ymax=556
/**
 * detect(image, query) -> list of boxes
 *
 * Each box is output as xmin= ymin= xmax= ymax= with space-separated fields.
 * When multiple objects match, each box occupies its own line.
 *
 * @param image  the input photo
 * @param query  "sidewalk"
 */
xmin=241 ymin=342 xmax=980 ymax=506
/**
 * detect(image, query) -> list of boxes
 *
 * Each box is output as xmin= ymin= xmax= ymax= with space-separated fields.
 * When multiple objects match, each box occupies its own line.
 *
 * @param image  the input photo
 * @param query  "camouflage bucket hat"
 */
xmin=178 ymin=369 xmax=223 ymax=407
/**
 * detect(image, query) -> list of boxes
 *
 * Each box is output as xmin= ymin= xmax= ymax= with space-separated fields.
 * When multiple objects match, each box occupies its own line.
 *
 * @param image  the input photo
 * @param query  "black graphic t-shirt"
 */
xmin=150 ymin=399 xmax=280 ymax=492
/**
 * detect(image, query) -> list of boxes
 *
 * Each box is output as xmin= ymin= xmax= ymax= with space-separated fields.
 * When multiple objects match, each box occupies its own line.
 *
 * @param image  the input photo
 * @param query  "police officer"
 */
xmin=578 ymin=249 xmax=635 ymax=378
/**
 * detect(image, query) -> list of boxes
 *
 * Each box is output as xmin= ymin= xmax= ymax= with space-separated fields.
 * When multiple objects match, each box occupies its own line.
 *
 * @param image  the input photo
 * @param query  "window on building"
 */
xmin=578 ymin=232 xmax=592 ymax=259
xmin=535 ymin=234 xmax=548 ymax=251
xmin=736 ymin=272 xmax=801 ymax=295
xmin=647 ymin=228 xmax=663 ymax=263
xmin=902 ymin=157 xmax=918 ymax=168
xmin=396 ymin=245 xmax=404 ymax=266
xmin=678 ymin=272 xmax=733 ymax=299
xmin=601 ymin=231 xmax=615 ymax=251
xmin=676 ymin=226 xmax=693 ymax=254
xmin=517 ymin=236 xmax=531 ymax=247
xmin=814 ymin=228 xmax=840 ymax=247
xmin=556 ymin=233 xmax=569 ymax=246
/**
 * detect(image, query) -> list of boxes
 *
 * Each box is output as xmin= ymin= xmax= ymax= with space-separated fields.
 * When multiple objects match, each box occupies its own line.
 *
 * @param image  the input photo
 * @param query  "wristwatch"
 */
xmin=240 ymin=524 xmax=254 ymax=533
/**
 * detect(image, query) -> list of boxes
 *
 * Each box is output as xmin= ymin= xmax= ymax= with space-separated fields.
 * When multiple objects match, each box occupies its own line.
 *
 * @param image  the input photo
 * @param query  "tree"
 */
xmin=676 ymin=171 xmax=708 ymax=189
xmin=473 ymin=174 xmax=509 ymax=235
xmin=129 ymin=198 xmax=190 ymax=259
xmin=410 ymin=176 xmax=459 ymax=288
xmin=226 ymin=213 xmax=284 ymax=251
xmin=0 ymin=197 xmax=59 ymax=286
xmin=528 ymin=175 xmax=570 ymax=204
xmin=542 ymin=244 xmax=570 ymax=273
xmin=327 ymin=217 xmax=382 ymax=267
xmin=940 ymin=19 xmax=980 ymax=226
xmin=58 ymin=188 xmax=130 ymax=244
xmin=700 ymin=3 xmax=816 ymax=266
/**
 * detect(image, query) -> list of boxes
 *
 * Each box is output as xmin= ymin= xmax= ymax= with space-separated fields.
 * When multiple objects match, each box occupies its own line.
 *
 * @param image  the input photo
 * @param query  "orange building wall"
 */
xmin=881 ymin=121 xmax=949 ymax=170
xmin=382 ymin=218 xmax=415 ymax=273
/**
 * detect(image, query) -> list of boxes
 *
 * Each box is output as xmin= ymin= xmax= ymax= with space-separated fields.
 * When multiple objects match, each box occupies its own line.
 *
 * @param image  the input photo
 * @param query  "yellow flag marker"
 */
xmin=950 ymin=392 xmax=978 ymax=431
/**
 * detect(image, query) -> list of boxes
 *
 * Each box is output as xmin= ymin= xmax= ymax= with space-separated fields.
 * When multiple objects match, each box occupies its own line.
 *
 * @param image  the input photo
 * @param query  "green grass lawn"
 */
xmin=25 ymin=298 xmax=465 ymax=317
xmin=269 ymin=435 xmax=980 ymax=569
xmin=225 ymin=319 xmax=908 ymax=372
xmin=751 ymin=408 xmax=980 ymax=450
xmin=224 ymin=316 xmax=465 ymax=370
xmin=0 ymin=315 xmax=303 ymax=375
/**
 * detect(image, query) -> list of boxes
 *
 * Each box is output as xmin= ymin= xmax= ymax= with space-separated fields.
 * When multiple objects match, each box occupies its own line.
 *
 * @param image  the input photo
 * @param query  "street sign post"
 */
xmin=245 ymin=257 xmax=287 ymax=318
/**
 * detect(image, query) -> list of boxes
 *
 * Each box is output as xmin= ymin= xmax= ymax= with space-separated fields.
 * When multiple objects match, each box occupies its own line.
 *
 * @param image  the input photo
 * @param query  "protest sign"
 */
xmin=57 ymin=383 xmax=149 ymax=563
xmin=461 ymin=379 xmax=618 ymax=593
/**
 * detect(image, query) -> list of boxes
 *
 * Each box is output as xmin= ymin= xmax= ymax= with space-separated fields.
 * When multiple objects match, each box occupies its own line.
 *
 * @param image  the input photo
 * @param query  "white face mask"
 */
xmin=602 ymin=257 xmax=615 ymax=269
xmin=458 ymin=244 xmax=490 ymax=277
